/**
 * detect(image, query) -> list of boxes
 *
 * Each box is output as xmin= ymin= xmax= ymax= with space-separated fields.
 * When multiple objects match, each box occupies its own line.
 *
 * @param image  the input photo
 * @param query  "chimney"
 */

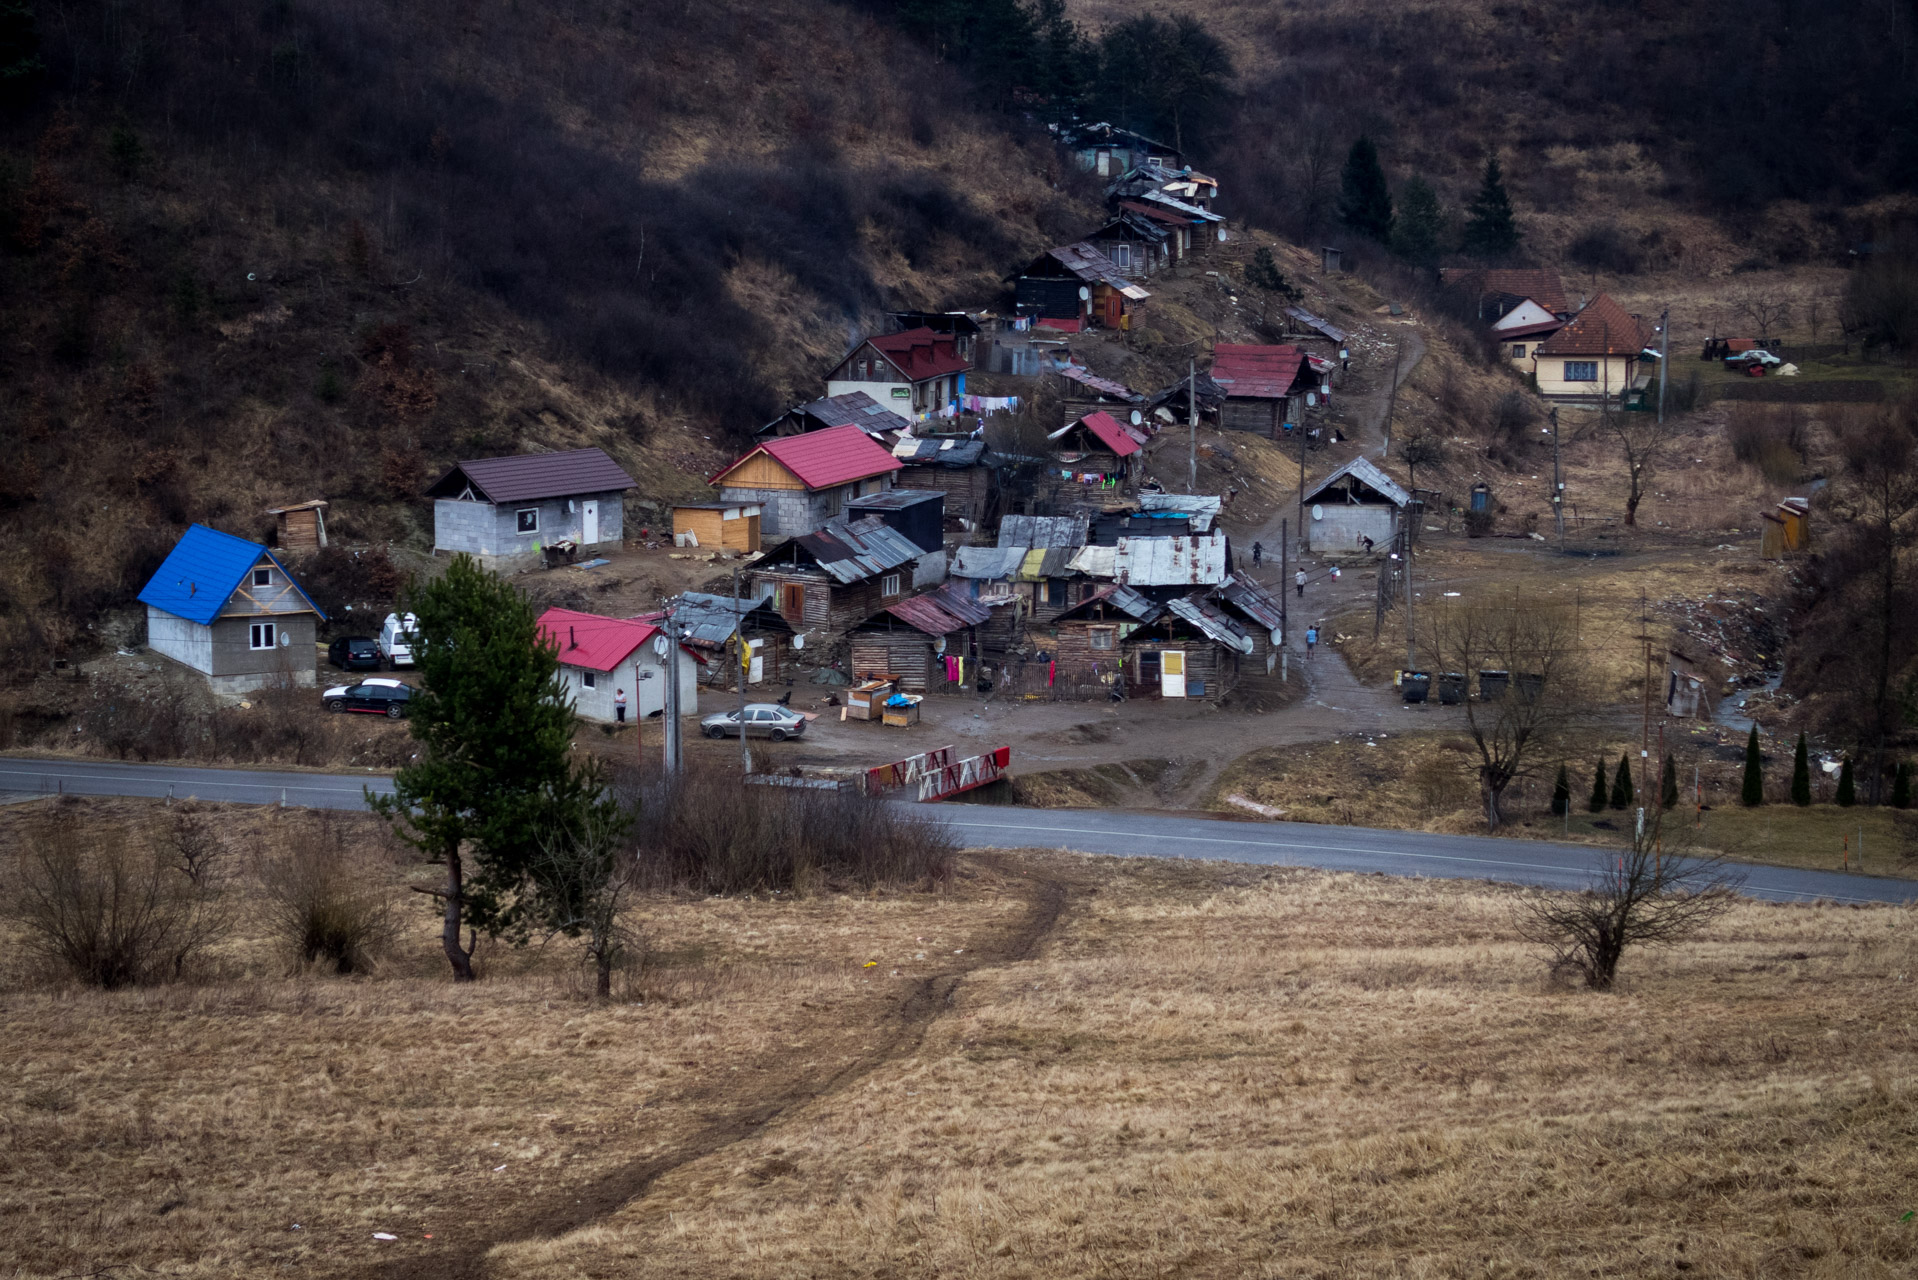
xmin=569 ymin=625 xmax=578 ymax=650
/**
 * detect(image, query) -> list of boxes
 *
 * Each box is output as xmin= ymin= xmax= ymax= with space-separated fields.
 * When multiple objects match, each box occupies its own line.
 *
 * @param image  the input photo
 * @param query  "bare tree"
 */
xmin=1518 ymin=806 xmax=1741 ymax=989
xmin=1398 ymin=427 xmax=1446 ymax=493
xmin=154 ymin=806 xmax=227 ymax=887
xmin=531 ymin=799 xmax=641 ymax=998
xmin=1736 ymin=290 xmax=1794 ymax=340
xmin=1603 ymin=410 xmax=1668 ymax=527
xmin=1422 ymin=600 xmax=1590 ymax=830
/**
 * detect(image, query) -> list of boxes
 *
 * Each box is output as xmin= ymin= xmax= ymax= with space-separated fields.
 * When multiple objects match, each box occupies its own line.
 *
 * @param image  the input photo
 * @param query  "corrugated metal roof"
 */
xmin=1015 ymin=546 xmax=1079 ymax=580
xmin=138 ymin=524 xmax=325 ymax=626
xmin=1283 ymin=306 xmax=1348 ymax=344
xmin=1217 ymin=575 xmax=1285 ymax=636
xmin=1066 ymin=544 xmax=1117 ymax=578
xmin=950 ymin=545 xmax=1029 ymax=580
xmin=538 ymin=608 xmax=661 ymax=673
xmin=846 ymin=488 xmax=943 ymax=512
xmin=638 ymin=592 xmax=791 ymax=649
xmin=998 ymin=515 xmax=1088 ymax=549
xmin=795 ymin=515 xmax=924 ymax=584
xmin=892 ymin=436 xmax=987 ymax=467
xmin=715 ymin=425 xmax=903 ymax=491
xmin=1138 ymin=492 xmax=1221 ymax=532
xmin=1167 ymin=595 xmax=1253 ymax=653
xmin=1051 ymin=410 xmax=1142 ymax=458
xmin=1212 ymin=345 xmax=1306 ymax=400
xmin=790 ymin=391 xmax=911 ymax=437
xmin=1057 ymin=583 xmax=1162 ymax=623
xmin=881 ymin=583 xmax=992 ymax=635
xmin=1039 ymin=242 xmax=1150 ymax=298
xmin=1139 ymin=189 xmax=1224 ymax=222
xmin=867 ymin=327 xmax=970 ymax=381
xmin=425 ymin=447 xmax=637 ymax=503
xmin=1057 ymin=364 xmax=1142 ymax=401
xmin=1112 ymin=533 xmax=1227 ymax=586
xmin=1304 ymin=456 xmax=1411 ymax=508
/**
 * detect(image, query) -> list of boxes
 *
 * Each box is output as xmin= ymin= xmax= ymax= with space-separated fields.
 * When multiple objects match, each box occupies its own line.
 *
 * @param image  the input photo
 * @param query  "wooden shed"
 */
xmin=672 ymin=502 xmax=762 ymax=553
xmin=1760 ymin=497 xmax=1810 ymax=559
xmin=265 ymin=500 xmax=329 ymax=551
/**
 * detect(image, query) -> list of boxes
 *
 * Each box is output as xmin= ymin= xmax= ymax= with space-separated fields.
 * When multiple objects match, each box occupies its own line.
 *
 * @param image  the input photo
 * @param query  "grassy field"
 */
xmin=3 ymin=798 xmax=1916 ymax=1279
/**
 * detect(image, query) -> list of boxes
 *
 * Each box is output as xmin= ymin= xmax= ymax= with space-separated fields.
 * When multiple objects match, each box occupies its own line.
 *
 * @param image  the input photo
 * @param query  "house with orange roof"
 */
xmin=710 ymin=423 xmax=903 ymax=539
xmin=824 ymin=327 xmax=971 ymax=419
xmin=1528 ymin=293 xmax=1658 ymax=403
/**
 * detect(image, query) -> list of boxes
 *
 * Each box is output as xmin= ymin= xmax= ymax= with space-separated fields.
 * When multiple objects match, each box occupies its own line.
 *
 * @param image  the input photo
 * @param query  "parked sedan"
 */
xmin=702 ymin=703 xmax=808 ymax=741
xmin=1725 ymin=348 xmax=1782 ymax=369
xmin=328 ymin=635 xmax=383 ymax=671
xmin=323 ymin=678 xmax=414 ymax=718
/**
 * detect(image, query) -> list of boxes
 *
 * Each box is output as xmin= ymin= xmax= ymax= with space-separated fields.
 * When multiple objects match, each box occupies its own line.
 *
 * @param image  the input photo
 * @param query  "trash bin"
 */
xmin=1478 ymin=669 xmax=1510 ymax=701
xmin=1438 ymin=672 xmax=1466 ymax=705
xmin=1401 ymin=671 xmax=1431 ymax=703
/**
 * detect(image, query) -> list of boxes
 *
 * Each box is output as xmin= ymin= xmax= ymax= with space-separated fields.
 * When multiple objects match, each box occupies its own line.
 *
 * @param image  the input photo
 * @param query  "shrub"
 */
xmin=1463 ymin=509 xmax=1495 ymax=537
xmin=7 ymin=813 xmax=228 ymax=988
xmin=257 ymin=815 xmax=395 ymax=974
xmin=1726 ymin=403 xmax=1806 ymax=486
xmin=1568 ymin=223 xmax=1642 ymax=274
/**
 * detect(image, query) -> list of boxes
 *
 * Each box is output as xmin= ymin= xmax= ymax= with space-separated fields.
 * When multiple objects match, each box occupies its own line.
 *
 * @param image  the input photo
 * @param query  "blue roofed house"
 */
xmin=137 ymin=524 xmax=328 ymax=693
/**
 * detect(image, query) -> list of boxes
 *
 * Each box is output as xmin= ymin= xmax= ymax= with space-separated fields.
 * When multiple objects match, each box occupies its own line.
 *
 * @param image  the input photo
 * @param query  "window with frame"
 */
xmin=1564 ymin=361 xmax=1598 ymax=382
xmin=881 ymin=573 xmax=901 ymax=597
xmin=1509 ymin=344 xmax=1527 ymax=360
xmin=1089 ymin=626 xmax=1116 ymax=652
xmin=252 ymin=567 xmax=272 ymax=588
xmin=581 ymin=670 xmax=597 ymax=690
xmin=516 ymin=508 xmax=540 ymax=534
xmin=1111 ymin=244 xmax=1132 ymax=269
xmin=249 ymin=621 xmax=277 ymax=650
xmin=1046 ymin=578 xmax=1067 ymax=606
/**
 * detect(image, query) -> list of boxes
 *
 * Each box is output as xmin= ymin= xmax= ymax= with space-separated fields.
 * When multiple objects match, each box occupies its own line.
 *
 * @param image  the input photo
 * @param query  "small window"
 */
xmin=249 ymin=621 xmax=277 ymax=650
xmin=581 ymin=670 xmax=597 ymax=690
xmin=1046 ymin=578 xmax=1067 ymax=607
xmin=1565 ymin=361 xmax=1598 ymax=383
xmin=1509 ymin=344 xmax=1527 ymax=360
xmin=1090 ymin=626 xmax=1116 ymax=651
xmin=881 ymin=573 xmax=901 ymax=597
xmin=1111 ymin=244 xmax=1131 ymax=269
xmin=516 ymin=508 xmax=540 ymax=534
xmin=252 ymin=567 xmax=271 ymax=588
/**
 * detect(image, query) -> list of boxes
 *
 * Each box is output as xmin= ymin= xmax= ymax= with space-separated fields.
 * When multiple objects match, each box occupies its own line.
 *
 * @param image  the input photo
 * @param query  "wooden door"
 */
xmin=1160 ymin=650 xmax=1186 ymax=698
xmin=747 ymin=638 xmax=764 ymax=685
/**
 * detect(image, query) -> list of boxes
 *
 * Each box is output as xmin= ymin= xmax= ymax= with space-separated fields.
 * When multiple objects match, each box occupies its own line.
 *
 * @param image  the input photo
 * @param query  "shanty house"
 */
xmin=1055 ymin=364 xmax=1144 ymax=422
xmin=1013 ymin=243 xmax=1149 ymax=331
xmin=1045 ymin=584 xmax=1164 ymax=695
xmin=756 ymin=391 xmax=911 ymax=440
xmin=536 ymin=608 xmax=701 ymax=723
xmin=1042 ymin=411 xmax=1147 ymax=509
xmin=887 ymin=311 xmax=982 ymax=365
xmin=825 ymin=328 xmax=971 ymax=419
xmin=890 ymin=436 xmax=992 ymax=528
xmin=998 ymin=514 xmax=1094 ymax=629
xmin=711 ymin=425 xmax=902 ymax=539
xmin=426 ymin=447 xmax=635 ymax=571
xmin=138 ymin=524 xmax=327 ymax=694
xmin=265 ymin=500 xmax=328 ymax=551
xmin=1211 ymin=344 xmax=1318 ymax=436
xmin=948 ymin=544 xmax=1031 ymax=652
xmin=1063 ymin=122 xmax=1182 ymax=176
xmin=1049 ymin=585 xmax=1250 ymax=702
xmin=1089 ymin=209 xmax=1173 ymax=278
xmin=671 ymin=502 xmax=761 ymax=552
xmin=1302 ymin=456 xmax=1410 ymax=554
xmin=848 ymin=582 xmax=992 ymax=692
xmin=1215 ymin=574 xmax=1289 ymax=681
xmin=1069 ymin=532 xmax=1229 ymax=591
xmin=633 ymin=593 xmax=796 ymax=690
xmin=1528 ymin=294 xmax=1656 ymax=403
xmin=746 ymin=515 xmax=928 ymax=639
xmin=1760 ymin=496 xmax=1811 ymax=559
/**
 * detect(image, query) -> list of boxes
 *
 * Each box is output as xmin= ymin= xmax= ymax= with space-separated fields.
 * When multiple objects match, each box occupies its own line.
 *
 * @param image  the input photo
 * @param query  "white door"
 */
xmin=1160 ymin=650 xmax=1186 ymax=699
xmin=747 ymin=638 xmax=764 ymax=684
xmin=582 ymin=500 xmax=599 ymax=545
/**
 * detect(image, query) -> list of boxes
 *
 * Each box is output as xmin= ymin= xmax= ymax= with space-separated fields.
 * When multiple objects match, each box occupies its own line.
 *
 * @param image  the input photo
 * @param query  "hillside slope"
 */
xmin=0 ymin=0 xmax=1099 ymax=671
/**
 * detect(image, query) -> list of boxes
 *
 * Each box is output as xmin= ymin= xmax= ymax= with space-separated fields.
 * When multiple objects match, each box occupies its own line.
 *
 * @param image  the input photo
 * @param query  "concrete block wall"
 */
xmin=721 ymin=487 xmax=826 ymax=538
xmin=436 ymin=492 xmax=626 ymax=562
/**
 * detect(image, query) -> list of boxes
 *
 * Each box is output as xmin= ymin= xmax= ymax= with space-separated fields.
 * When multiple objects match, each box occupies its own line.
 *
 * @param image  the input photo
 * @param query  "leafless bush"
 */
xmin=533 ymin=802 xmax=643 ymax=998
xmin=1486 ymin=391 xmax=1537 ymax=466
xmin=78 ymin=671 xmax=205 ymax=761
xmin=257 ymin=815 xmax=395 ymax=975
xmin=1726 ymin=402 xmax=1807 ymax=485
xmin=628 ymin=767 xmax=955 ymax=894
xmin=7 ymin=816 xmax=229 ymax=989
xmin=153 ymin=806 xmax=227 ymax=887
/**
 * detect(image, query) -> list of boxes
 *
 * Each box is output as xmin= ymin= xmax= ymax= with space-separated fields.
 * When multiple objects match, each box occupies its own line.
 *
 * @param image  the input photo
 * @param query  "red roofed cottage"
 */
xmin=1528 ymin=293 xmax=1657 ymax=404
xmin=710 ymin=424 xmax=903 ymax=538
xmin=535 ymin=607 xmax=703 ymax=723
xmin=825 ymin=327 xmax=971 ymax=418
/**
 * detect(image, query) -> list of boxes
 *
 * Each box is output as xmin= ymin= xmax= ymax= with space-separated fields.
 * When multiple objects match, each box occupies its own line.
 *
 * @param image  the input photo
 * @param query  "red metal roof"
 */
xmin=869 ymin=327 xmax=970 ymax=381
xmin=1076 ymin=411 xmax=1143 ymax=458
xmin=1535 ymin=293 xmax=1655 ymax=357
xmin=711 ymin=424 xmax=903 ymax=491
xmin=1211 ymin=344 xmax=1306 ymax=400
xmin=537 ymin=608 xmax=660 ymax=673
xmin=1118 ymin=199 xmax=1194 ymax=226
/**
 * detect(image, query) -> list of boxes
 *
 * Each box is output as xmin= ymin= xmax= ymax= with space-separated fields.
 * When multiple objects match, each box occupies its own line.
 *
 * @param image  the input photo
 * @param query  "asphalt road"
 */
xmin=4 ymin=756 xmax=1913 ymax=905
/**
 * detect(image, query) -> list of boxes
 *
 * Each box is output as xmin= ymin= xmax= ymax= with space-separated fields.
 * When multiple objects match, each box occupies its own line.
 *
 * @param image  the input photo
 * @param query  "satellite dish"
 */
xmin=652 ymin=634 xmax=670 ymax=657
xmin=1216 ymin=226 xmax=1227 ymax=243
xmin=1129 ymin=410 xmax=1143 ymax=426
xmin=934 ymin=635 xmax=947 ymax=655
xmin=279 ymin=632 xmax=291 ymax=648
xmin=792 ymin=634 xmax=806 ymax=651
xmin=1078 ymin=286 xmax=1091 ymax=301
xmin=1306 ymin=392 xmax=1318 ymax=407
xmin=1311 ymin=504 xmax=1325 ymax=521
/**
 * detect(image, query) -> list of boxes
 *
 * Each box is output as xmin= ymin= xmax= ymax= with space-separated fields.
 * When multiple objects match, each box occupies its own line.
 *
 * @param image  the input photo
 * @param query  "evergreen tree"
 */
xmin=1661 ymin=752 xmax=1679 ymax=810
xmin=1588 ymin=758 xmax=1608 ymax=813
xmin=1791 ymin=732 xmax=1812 ymax=806
xmin=0 ymin=0 xmax=44 ymax=105
xmin=1461 ymin=154 xmax=1521 ymax=261
xmin=1836 ymin=757 xmax=1856 ymax=807
xmin=1392 ymin=175 xmax=1444 ymax=268
xmin=1741 ymin=725 xmax=1765 ymax=806
xmin=1551 ymin=761 xmax=1571 ymax=817
xmin=1337 ymin=135 xmax=1393 ymax=242
xmin=371 ymin=554 xmax=613 ymax=980
xmin=1894 ymin=760 xmax=1912 ymax=809
xmin=1609 ymin=754 xmax=1633 ymax=810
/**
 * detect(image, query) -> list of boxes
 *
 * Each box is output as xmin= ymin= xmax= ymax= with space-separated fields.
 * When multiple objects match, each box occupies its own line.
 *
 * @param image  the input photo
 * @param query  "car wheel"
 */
xmin=769 ymin=727 xmax=787 ymax=742
xmin=386 ymin=703 xmax=405 ymax=719
xmin=326 ymin=699 xmax=344 ymax=713
xmin=706 ymin=725 xmax=726 ymax=739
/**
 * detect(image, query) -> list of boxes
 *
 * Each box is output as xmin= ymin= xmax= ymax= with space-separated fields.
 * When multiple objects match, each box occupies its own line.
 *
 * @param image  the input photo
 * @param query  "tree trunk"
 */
xmin=1482 ymin=769 xmax=1504 ymax=832
xmin=596 ymin=951 xmax=612 ymax=999
xmin=442 ymin=840 xmax=474 ymax=981
xmin=1623 ymin=473 xmax=1641 ymax=527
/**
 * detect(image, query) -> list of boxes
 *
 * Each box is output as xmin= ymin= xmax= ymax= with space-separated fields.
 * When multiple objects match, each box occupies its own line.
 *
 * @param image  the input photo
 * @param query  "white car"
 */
xmin=379 ymin=612 xmax=419 ymax=668
xmin=1725 ymin=348 xmax=1782 ymax=368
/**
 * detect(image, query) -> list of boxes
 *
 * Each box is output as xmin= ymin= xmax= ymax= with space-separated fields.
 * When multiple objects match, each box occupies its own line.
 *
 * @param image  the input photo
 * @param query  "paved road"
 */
xmin=4 ymin=756 xmax=1912 ymax=905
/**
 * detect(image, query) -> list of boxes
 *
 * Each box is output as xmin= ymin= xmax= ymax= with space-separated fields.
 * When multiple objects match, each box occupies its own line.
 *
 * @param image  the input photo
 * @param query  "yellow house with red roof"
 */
xmin=1527 ymin=293 xmax=1657 ymax=403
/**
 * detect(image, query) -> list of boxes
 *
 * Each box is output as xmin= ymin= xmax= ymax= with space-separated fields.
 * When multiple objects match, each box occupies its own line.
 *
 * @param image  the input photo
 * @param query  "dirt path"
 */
xmin=363 ymin=855 xmax=1069 ymax=1280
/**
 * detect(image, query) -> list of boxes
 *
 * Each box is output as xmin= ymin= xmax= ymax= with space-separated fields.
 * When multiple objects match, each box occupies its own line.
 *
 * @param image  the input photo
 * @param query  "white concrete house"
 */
xmin=1302 ymin=457 xmax=1411 ymax=555
xmin=426 ymin=448 xmax=636 ymax=572
xmin=536 ymin=608 xmax=701 ymax=723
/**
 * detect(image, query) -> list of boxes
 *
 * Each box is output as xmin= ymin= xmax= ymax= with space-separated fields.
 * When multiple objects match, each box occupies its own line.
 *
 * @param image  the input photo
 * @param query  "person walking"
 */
xmin=1305 ymin=625 xmax=1318 ymax=658
xmin=614 ymin=688 xmax=628 ymax=724
xmin=1296 ymin=568 xmax=1307 ymax=598
xmin=1252 ymin=541 xmax=1263 ymax=567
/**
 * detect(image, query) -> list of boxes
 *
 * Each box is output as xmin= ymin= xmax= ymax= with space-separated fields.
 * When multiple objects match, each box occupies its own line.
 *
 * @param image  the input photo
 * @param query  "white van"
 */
xmin=379 ymin=612 xmax=419 ymax=669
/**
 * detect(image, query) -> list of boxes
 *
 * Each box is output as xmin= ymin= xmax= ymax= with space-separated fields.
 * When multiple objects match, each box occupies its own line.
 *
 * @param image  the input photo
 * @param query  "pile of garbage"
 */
xmin=1659 ymin=587 xmax=1785 ymax=685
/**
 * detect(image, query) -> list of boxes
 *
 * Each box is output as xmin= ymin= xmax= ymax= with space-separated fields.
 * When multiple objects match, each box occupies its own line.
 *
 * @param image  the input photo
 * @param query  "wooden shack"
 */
xmin=265 ymin=500 xmax=329 ymax=551
xmin=672 ymin=502 xmax=762 ymax=552
xmin=1760 ymin=496 xmax=1810 ymax=559
xmin=847 ymin=584 xmax=991 ymax=692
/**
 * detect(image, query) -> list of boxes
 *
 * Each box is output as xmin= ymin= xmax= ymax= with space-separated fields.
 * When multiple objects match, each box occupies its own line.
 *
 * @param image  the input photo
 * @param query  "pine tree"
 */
xmin=1894 ymin=760 xmax=1912 ymax=809
xmin=1610 ymin=754 xmax=1633 ymax=810
xmin=1741 ymin=725 xmax=1764 ymax=807
xmin=1337 ymin=135 xmax=1393 ymax=242
xmin=1791 ymin=732 xmax=1812 ymax=806
xmin=1836 ymin=757 xmax=1856 ymax=807
xmin=1392 ymin=176 xmax=1444 ymax=268
xmin=1551 ymin=762 xmax=1571 ymax=816
xmin=1661 ymin=752 xmax=1678 ymax=810
xmin=1461 ymin=154 xmax=1520 ymax=261
xmin=1589 ymin=759 xmax=1608 ymax=813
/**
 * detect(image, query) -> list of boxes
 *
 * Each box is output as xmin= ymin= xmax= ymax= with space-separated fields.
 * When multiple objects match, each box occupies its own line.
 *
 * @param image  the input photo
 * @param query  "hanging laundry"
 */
xmin=1048 ymin=659 xmax=1056 ymax=687
xmin=957 ymin=656 xmax=965 ymax=686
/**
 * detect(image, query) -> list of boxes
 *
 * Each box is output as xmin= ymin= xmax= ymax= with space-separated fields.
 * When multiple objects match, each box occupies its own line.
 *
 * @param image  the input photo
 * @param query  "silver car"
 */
xmin=702 ymin=703 xmax=807 ymax=741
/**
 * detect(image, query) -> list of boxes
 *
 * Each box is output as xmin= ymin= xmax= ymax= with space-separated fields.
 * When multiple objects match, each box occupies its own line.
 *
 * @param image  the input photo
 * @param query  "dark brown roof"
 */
xmin=1534 ymin=294 xmax=1655 ymax=357
xmin=425 ymin=447 xmax=637 ymax=503
xmin=1439 ymin=267 xmax=1571 ymax=317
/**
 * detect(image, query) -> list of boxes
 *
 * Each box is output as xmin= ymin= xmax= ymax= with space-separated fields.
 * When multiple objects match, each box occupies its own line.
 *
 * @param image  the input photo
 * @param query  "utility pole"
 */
xmin=1550 ymin=407 xmax=1564 ymax=545
xmin=1381 ymin=338 xmax=1403 ymax=458
xmin=1636 ymin=592 xmax=1652 ymax=804
xmin=732 ymin=564 xmax=751 ymax=775
xmin=1187 ymin=358 xmax=1197 ymax=492
xmin=1279 ymin=517 xmax=1289 ymax=682
xmin=1656 ymin=306 xmax=1671 ymax=425
xmin=1403 ymin=530 xmax=1416 ymax=671
xmin=663 ymin=609 xmax=683 ymax=773
xmin=1296 ymin=412 xmax=1307 ymax=557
